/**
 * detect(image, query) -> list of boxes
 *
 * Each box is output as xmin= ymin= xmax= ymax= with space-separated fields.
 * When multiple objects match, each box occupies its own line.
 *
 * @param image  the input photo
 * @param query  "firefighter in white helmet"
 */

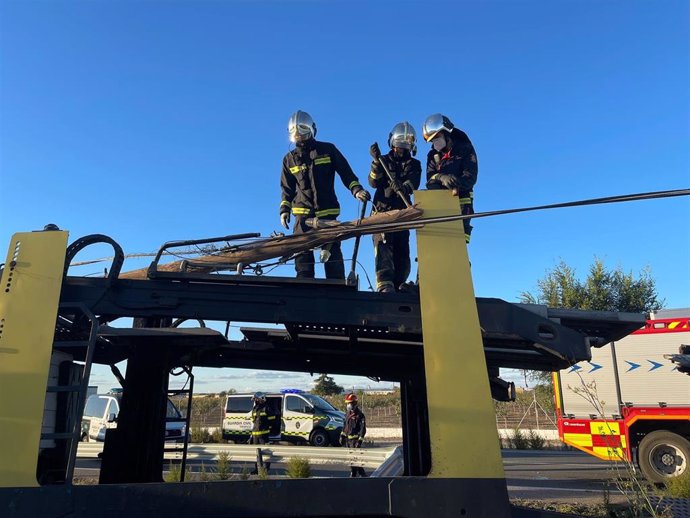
xmin=422 ymin=113 xmax=478 ymax=244
xmin=368 ymin=122 xmax=421 ymax=293
xmin=280 ymin=110 xmax=370 ymax=279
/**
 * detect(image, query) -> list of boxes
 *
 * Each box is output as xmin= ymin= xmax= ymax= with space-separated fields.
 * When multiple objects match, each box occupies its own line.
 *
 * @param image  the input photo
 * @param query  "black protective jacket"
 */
xmin=368 ymin=151 xmax=422 ymax=212
xmin=425 ymin=128 xmax=478 ymax=208
xmin=280 ymin=140 xmax=363 ymax=219
xmin=251 ymin=403 xmax=275 ymax=436
xmin=341 ymin=407 xmax=367 ymax=440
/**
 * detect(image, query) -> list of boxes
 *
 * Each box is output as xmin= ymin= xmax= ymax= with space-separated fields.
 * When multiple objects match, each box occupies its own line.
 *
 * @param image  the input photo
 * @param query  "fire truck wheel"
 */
xmin=309 ymin=428 xmax=329 ymax=447
xmin=638 ymin=430 xmax=690 ymax=483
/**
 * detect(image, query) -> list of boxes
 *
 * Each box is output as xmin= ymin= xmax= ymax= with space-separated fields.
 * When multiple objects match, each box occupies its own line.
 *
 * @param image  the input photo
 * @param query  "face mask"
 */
xmin=432 ymin=134 xmax=446 ymax=152
xmin=346 ymin=403 xmax=353 ymax=411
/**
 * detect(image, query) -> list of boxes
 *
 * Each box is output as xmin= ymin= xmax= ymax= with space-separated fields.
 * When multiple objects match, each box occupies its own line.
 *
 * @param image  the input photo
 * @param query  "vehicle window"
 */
xmin=302 ymin=393 xmax=336 ymax=411
xmin=226 ymin=396 xmax=252 ymax=413
xmin=167 ymin=399 xmax=181 ymax=418
xmin=286 ymin=395 xmax=311 ymax=413
xmin=106 ymin=399 xmax=119 ymax=419
xmin=83 ymin=396 xmax=108 ymax=418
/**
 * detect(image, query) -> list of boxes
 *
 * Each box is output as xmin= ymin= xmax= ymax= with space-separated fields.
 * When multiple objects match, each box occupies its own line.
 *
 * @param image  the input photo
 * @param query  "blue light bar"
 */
xmin=280 ymin=388 xmax=303 ymax=394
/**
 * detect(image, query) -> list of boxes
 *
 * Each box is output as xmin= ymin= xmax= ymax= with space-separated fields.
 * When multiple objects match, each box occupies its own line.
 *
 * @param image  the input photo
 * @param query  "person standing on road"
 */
xmin=339 ymin=392 xmax=368 ymax=477
xmin=368 ymin=122 xmax=422 ymax=293
xmin=422 ymin=113 xmax=478 ymax=244
xmin=279 ymin=110 xmax=371 ymax=279
xmin=249 ymin=392 xmax=275 ymax=473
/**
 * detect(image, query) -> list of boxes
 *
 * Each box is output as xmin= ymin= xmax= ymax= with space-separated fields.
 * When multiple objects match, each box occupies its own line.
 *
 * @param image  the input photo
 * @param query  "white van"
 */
xmin=222 ymin=390 xmax=345 ymax=447
xmin=81 ymin=390 xmax=186 ymax=442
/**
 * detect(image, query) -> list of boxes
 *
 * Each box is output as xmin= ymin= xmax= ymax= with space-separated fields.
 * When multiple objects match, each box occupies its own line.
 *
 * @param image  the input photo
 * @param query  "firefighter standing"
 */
xmin=249 ymin=392 xmax=275 ymax=473
xmin=368 ymin=122 xmax=421 ymax=293
xmin=339 ymin=392 xmax=367 ymax=477
xmin=422 ymin=113 xmax=478 ymax=244
xmin=280 ymin=111 xmax=371 ymax=279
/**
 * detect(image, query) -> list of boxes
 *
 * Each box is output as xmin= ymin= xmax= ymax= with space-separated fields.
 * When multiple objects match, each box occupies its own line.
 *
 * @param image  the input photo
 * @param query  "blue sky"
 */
xmin=1 ymin=1 xmax=688 ymax=393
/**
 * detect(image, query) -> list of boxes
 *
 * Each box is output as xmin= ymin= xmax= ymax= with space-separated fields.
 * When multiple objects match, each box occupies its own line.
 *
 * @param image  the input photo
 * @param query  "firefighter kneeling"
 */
xmin=340 ymin=393 xmax=368 ymax=477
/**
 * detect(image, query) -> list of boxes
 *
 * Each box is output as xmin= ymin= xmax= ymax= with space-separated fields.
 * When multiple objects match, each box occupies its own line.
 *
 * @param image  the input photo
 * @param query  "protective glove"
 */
xmin=402 ymin=180 xmax=415 ymax=195
xmin=437 ymin=173 xmax=459 ymax=190
xmin=354 ymin=187 xmax=371 ymax=202
xmin=357 ymin=437 xmax=363 ymax=447
xmin=280 ymin=212 xmax=290 ymax=229
xmin=389 ymin=177 xmax=403 ymax=194
xmin=369 ymin=142 xmax=382 ymax=160
xmin=339 ymin=434 xmax=346 ymax=446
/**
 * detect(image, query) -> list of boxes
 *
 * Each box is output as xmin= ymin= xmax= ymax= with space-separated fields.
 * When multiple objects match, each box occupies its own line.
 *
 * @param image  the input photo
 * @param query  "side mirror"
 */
xmin=306 ymin=406 xmax=315 ymax=414
xmin=107 ymin=413 xmax=117 ymax=423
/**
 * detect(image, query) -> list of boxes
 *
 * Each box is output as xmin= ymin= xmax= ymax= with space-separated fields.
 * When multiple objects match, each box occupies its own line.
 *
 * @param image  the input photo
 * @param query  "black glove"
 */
xmin=402 ymin=180 xmax=415 ymax=195
xmin=369 ymin=142 xmax=382 ymax=160
xmin=437 ymin=173 xmax=459 ymax=190
xmin=389 ymin=177 xmax=403 ymax=194
xmin=354 ymin=186 xmax=371 ymax=202
xmin=339 ymin=434 xmax=346 ymax=446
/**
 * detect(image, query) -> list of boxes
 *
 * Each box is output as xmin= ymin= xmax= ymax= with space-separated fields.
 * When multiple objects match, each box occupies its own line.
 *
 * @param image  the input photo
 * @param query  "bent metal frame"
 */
xmin=0 ymin=191 xmax=644 ymax=518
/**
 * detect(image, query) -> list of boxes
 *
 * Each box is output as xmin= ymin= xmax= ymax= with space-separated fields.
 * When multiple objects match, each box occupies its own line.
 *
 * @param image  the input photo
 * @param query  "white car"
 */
xmin=81 ymin=391 xmax=187 ymax=443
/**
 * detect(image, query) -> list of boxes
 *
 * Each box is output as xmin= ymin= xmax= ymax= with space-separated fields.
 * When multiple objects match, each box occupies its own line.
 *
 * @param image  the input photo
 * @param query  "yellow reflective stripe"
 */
xmin=593 ymin=446 xmax=625 ymax=460
xmin=280 ymin=200 xmax=292 ymax=208
xmin=369 ymin=171 xmax=382 ymax=179
xmin=292 ymin=207 xmax=312 ymax=215
xmin=347 ymin=434 xmax=360 ymax=439
xmin=289 ymin=165 xmax=306 ymax=174
xmin=267 ymin=416 xmax=276 ymax=420
xmin=315 ymin=208 xmax=340 ymax=217
xmin=251 ymin=430 xmax=270 ymax=436
xmin=282 ymin=431 xmax=310 ymax=436
xmin=465 ymin=234 xmax=471 ymax=244
xmin=313 ymin=156 xmax=331 ymax=165
xmin=376 ymin=281 xmax=394 ymax=290
xmin=590 ymin=422 xmax=620 ymax=435
xmin=348 ymin=181 xmax=361 ymax=190
xmin=459 ymin=198 xmax=472 ymax=204
xmin=563 ymin=433 xmax=592 ymax=447
xmin=430 ymin=174 xmax=440 ymax=181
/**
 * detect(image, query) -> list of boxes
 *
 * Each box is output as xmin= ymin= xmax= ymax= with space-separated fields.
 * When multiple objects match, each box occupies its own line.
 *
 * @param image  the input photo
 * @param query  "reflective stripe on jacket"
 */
xmin=280 ymin=140 xmax=362 ymax=217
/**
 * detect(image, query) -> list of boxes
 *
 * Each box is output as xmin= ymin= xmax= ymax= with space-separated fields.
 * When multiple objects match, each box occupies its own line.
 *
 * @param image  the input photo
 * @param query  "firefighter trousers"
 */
xmin=346 ymin=438 xmax=367 ymax=477
xmin=373 ymin=230 xmax=410 ymax=291
xmin=293 ymin=215 xmax=345 ymax=279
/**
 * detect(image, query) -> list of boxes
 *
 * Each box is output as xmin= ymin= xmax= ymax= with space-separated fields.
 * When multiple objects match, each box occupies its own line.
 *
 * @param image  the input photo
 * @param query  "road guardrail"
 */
xmin=77 ymin=443 xmax=395 ymax=468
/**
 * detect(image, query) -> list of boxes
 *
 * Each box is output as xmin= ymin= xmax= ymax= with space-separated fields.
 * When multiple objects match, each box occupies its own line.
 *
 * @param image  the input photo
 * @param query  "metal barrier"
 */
xmin=77 ymin=443 xmax=395 ymax=469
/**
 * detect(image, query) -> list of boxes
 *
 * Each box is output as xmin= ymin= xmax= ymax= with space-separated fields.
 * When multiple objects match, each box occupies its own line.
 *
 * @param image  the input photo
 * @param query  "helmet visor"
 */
xmin=289 ymin=123 xmax=314 ymax=143
xmin=422 ymin=113 xmax=448 ymax=142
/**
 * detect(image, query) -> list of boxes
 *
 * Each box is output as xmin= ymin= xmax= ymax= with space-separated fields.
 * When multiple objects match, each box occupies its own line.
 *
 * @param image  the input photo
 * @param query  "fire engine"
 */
xmin=554 ymin=309 xmax=690 ymax=483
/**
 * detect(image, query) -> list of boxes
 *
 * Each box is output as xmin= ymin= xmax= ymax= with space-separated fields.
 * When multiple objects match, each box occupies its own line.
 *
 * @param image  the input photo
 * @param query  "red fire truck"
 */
xmin=554 ymin=309 xmax=690 ymax=482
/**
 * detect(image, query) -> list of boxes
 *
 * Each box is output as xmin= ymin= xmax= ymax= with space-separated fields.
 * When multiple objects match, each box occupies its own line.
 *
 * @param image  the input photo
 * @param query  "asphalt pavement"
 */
xmin=76 ymin=447 xmax=625 ymax=505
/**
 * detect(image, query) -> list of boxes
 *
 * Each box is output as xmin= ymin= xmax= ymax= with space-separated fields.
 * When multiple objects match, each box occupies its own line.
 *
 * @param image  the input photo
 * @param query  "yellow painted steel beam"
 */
xmin=415 ymin=190 xmax=505 ymax=479
xmin=0 ymin=231 xmax=68 ymax=487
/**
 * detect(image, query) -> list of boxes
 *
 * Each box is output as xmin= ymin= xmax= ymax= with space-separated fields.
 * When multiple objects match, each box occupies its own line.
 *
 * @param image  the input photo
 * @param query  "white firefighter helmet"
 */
xmin=288 ymin=110 xmax=317 ymax=143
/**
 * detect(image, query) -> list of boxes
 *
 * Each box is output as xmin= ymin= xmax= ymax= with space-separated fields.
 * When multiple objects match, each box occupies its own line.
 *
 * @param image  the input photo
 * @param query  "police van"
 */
xmin=222 ymin=390 xmax=345 ymax=447
xmin=81 ymin=389 xmax=187 ymax=443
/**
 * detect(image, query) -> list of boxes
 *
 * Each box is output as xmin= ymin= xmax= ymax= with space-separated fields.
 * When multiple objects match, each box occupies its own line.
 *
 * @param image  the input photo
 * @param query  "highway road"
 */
xmin=76 ymin=446 xmax=623 ymax=504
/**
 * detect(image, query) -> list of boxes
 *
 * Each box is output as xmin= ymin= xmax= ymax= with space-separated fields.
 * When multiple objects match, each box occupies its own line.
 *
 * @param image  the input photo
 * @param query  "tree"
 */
xmin=521 ymin=258 xmax=664 ymax=313
xmin=520 ymin=258 xmax=664 ymax=385
xmin=312 ymin=374 xmax=343 ymax=396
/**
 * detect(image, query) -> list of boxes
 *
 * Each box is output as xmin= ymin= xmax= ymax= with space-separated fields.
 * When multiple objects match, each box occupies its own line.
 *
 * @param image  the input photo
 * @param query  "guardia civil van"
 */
xmin=222 ymin=390 xmax=345 ymax=446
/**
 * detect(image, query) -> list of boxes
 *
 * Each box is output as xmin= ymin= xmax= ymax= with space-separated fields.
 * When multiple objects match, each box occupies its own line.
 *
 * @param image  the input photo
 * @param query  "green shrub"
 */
xmin=510 ymin=428 xmax=529 ymax=449
xmin=527 ymin=429 xmax=546 ymax=450
xmin=209 ymin=428 xmax=222 ymax=443
xmin=199 ymin=462 xmax=210 ymax=482
xmin=286 ymin=457 xmax=312 ymax=479
xmin=216 ymin=451 xmax=231 ymax=480
xmin=663 ymin=469 xmax=690 ymax=498
xmin=191 ymin=427 xmax=212 ymax=443
xmin=164 ymin=461 xmax=189 ymax=482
